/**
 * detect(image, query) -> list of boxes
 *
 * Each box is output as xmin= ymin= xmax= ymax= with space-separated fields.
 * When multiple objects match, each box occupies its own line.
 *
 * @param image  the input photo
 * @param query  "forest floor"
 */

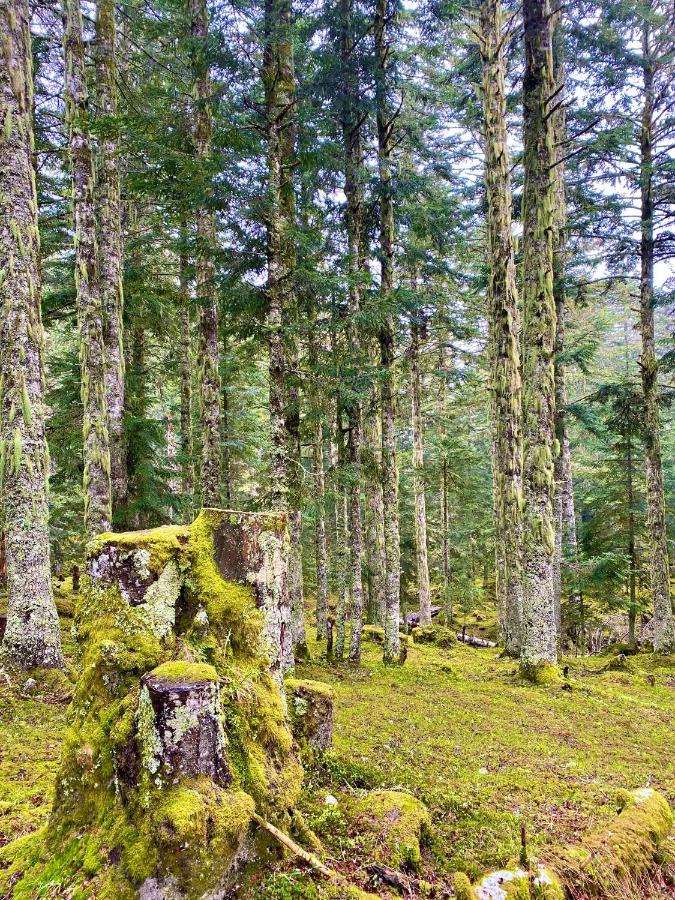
xmin=1 ymin=599 xmax=674 ymax=899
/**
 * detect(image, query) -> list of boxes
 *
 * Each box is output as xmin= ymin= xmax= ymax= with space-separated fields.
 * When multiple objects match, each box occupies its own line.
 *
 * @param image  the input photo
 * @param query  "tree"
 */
xmin=95 ymin=0 xmax=126 ymax=519
xmin=478 ymin=0 xmax=524 ymax=656
xmin=0 ymin=0 xmax=63 ymax=669
xmin=520 ymin=0 xmax=559 ymax=678
xmin=637 ymin=0 xmax=674 ymax=652
xmin=374 ymin=0 xmax=402 ymax=664
xmin=263 ymin=0 xmax=301 ymax=667
xmin=63 ymin=0 xmax=112 ymax=536
xmin=189 ymin=0 xmax=223 ymax=510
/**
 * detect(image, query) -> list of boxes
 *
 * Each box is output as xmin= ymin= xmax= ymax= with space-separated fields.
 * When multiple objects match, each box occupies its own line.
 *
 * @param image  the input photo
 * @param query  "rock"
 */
xmin=413 ymin=625 xmax=457 ymax=648
xmin=350 ymin=789 xmax=431 ymax=872
xmin=21 ymin=677 xmax=37 ymax=694
xmin=325 ymin=794 xmax=339 ymax=806
xmin=556 ymin=787 xmax=673 ymax=895
xmin=285 ymin=677 xmax=334 ymax=759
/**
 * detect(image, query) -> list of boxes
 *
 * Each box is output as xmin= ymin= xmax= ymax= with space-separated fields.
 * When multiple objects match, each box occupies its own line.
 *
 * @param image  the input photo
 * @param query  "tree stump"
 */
xmin=1 ymin=510 xmax=302 ymax=900
xmin=285 ymin=678 xmax=334 ymax=760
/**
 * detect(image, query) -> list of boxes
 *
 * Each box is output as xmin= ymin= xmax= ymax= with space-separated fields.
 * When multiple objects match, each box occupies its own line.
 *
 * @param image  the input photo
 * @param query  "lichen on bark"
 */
xmin=0 ymin=0 xmax=63 ymax=670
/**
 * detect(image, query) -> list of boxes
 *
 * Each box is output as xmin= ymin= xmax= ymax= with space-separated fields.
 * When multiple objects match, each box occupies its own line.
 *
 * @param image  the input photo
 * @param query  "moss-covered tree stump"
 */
xmin=0 ymin=510 xmax=302 ymax=899
xmin=285 ymin=678 xmax=334 ymax=761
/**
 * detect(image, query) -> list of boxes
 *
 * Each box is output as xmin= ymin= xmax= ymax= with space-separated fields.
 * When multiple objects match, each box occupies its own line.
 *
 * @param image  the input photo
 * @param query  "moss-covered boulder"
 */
xmin=413 ymin=625 xmax=457 ymax=649
xmin=286 ymin=678 xmax=334 ymax=761
xmin=0 ymin=509 xmax=302 ymax=900
xmin=463 ymin=788 xmax=672 ymax=900
xmin=349 ymin=789 xmax=430 ymax=872
xmin=556 ymin=787 xmax=673 ymax=895
xmin=362 ymin=625 xmax=410 ymax=647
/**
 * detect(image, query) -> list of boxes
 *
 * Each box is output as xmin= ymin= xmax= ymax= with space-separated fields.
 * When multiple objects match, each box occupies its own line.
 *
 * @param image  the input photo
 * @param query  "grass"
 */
xmin=1 ymin=602 xmax=673 ymax=898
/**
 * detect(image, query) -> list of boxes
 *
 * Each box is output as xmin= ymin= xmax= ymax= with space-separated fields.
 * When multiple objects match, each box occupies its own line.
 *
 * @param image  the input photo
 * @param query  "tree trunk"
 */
xmin=627 ymin=439 xmax=637 ymax=650
xmin=313 ymin=417 xmax=329 ymax=639
xmin=221 ymin=332 xmax=233 ymax=507
xmin=0 ymin=0 xmax=63 ymax=669
xmin=63 ymin=0 xmax=112 ymax=536
xmin=189 ymin=0 xmax=223 ymax=510
xmin=520 ymin=0 xmax=559 ymax=679
xmin=178 ymin=230 xmax=195 ymax=522
xmin=263 ymin=0 xmax=298 ymax=671
xmin=287 ymin=350 xmax=307 ymax=659
xmin=410 ymin=320 xmax=431 ymax=625
xmin=332 ymin=401 xmax=350 ymax=661
xmin=479 ymin=0 xmax=524 ymax=656
xmin=95 ymin=0 xmax=126 ymax=520
xmin=338 ymin=0 xmax=366 ymax=663
xmin=374 ymin=0 xmax=401 ymax=665
xmin=638 ymin=10 xmax=674 ymax=653
xmin=363 ymin=399 xmax=386 ymax=626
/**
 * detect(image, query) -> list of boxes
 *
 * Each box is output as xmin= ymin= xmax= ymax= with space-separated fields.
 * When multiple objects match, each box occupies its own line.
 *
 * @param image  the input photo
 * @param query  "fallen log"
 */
xmin=366 ymin=862 xmax=419 ymax=897
xmin=456 ymin=630 xmax=497 ymax=648
xmin=404 ymin=606 xmax=441 ymax=628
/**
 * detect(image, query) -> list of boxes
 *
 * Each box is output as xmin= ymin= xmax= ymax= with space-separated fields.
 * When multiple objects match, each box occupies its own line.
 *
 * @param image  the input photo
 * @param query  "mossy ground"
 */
xmin=252 ymin=631 xmax=674 ymax=898
xmin=1 ymin=601 xmax=674 ymax=898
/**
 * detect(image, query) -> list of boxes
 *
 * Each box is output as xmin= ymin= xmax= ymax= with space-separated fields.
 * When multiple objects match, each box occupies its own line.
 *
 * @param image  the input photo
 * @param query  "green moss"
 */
xmin=349 ymin=790 xmax=431 ymax=872
xmin=88 ymin=524 xmax=188 ymax=576
xmin=453 ymin=871 xmax=476 ymax=899
xmin=149 ymin=661 xmax=219 ymax=683
xmin=414 ymin=625 xmax=457 ymax=648
xmin=555 ymin=787 xmax=673 ymax=895
xmin=152 ymin=777 xmax=255 ymax=894
xmin=519 ymin=662 xmax=562 ymax=685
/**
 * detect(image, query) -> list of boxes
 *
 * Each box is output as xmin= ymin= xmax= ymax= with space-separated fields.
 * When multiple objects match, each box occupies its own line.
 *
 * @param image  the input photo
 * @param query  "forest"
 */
xmin=0 ymin=0 xmax=674 ymax=897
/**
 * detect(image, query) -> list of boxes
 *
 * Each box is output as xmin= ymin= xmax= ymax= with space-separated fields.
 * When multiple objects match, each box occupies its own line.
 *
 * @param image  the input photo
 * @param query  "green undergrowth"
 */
xmin=1 ymin=604 xmax=674 ymax=898
xmin=292 ymin=635 xmax=674 ymax=895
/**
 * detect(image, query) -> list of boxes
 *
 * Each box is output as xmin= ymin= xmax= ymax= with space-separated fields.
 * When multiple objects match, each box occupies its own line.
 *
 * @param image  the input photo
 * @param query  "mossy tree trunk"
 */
xmin=263 ymin=0 xmax=302 ymax=668
xmin=550 ymin=7 xmax=580 ymax=643
xmin=638 ymin=8 xmax=674 ymax=653
xmin=339 ymin=0 xmax=366 ymax=663
xmin=313 ymin=415 xmax=329 ymax=639
xmin=363 ymin=397 xmax=386 ymax=626
xmin=520 ymin=0 xmax=559 ymax=678
xmin=63 ymin=0 xmax=112 ymax=536
xmin=479 ymin=0 xmax=524 ymax=656
xmin=189 ymin=0 xmax=223 ymax=510
xmin=0 ymin=0 xmax=63 ymax=670
xmin=95 ymin=0 xmax=127 ymax=520
xmin=374 ymin=0 xmax=401 ymax=664
xmin=178 ymin=226 xmax=195 ymax=522
xmin=331 ymin=399 xmax=350 ymax=660
xmin=410 ymin=319 xmax=431 ymax=626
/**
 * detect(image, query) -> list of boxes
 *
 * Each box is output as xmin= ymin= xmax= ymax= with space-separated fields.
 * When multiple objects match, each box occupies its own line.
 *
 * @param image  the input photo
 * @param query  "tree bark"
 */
xmin=410 ymin=320 xmax=431 ymax=625
xmin=374 ymin=0 xmax=401 ymax=664
xmin=95 ymin=0 xmax=126 ymax=520
xmin=0 ymin=0 xmax=63 ymax=669
xmin=178 ymin=229 xmax=195 ymax=522
xmin=479 ymin=0 xmax=524 ymax=656
xmin=338 ymin=0 xmax=366 ymax=663
xmin=189 ymin=0 xmax=223 ymax=510
xmin=638 ymin=9 xmax=674 ymax=653
xmin=363 ymin=397 xmax=386 ymax=626
xmin=263 ymin=0 xmax=299 ymax=669
xmin=520 ymin=0 xmax=559 ymax=677
xmin=63 ymin=0 xmax=112 ymax=536
xmin=313 ymin=416 xmax=329 ymax=639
